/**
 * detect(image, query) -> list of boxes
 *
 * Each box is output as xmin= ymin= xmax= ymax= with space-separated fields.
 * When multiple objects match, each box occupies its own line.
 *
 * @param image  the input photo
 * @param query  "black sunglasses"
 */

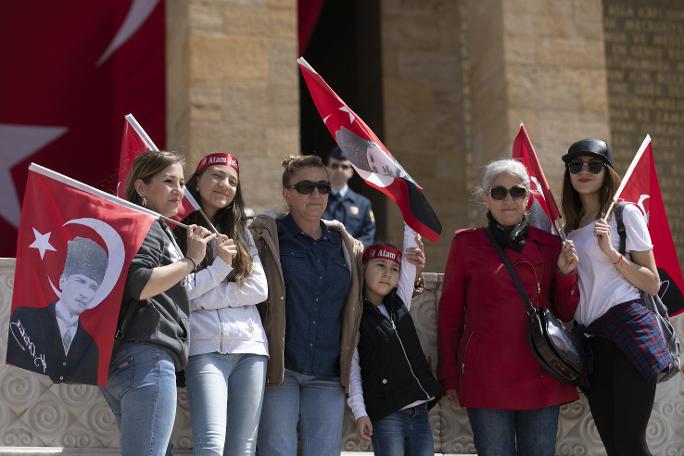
xmin=489 ymin=185 xmax=528 ymax=201
xmin=286 ymin=180 xmax=332 ymax=195
xmin=567 ymin=161 xmax=605 ymax=174
xmin=329 ymin=163 xmax=352 ymax=171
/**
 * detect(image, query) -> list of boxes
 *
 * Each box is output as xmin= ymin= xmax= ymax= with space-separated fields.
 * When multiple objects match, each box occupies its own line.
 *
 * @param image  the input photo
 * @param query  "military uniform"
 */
xmin=323 ymin=187 xmax=375 ymax=247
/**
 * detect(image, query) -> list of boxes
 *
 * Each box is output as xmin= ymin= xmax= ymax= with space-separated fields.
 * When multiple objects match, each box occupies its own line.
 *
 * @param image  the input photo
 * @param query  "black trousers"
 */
xmin=584 ymin=337 xmax=656 ymax=456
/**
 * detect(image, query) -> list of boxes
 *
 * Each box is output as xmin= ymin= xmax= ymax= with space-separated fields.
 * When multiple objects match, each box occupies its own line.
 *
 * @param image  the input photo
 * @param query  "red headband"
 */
xmin=363 ymin=245 xmax=402 ymax=265
xmin=195 ymin=153 xmax=239 ymax=175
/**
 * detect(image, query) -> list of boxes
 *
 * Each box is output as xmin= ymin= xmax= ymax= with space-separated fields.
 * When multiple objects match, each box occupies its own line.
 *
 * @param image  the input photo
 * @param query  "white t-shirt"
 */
xmin=569 ymin=204 xmax=653 ymax=326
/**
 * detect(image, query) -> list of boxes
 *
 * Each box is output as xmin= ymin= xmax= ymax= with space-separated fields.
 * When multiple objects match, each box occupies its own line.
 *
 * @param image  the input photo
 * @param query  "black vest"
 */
xmin=357 ymin=293 xmax=442 ymax=421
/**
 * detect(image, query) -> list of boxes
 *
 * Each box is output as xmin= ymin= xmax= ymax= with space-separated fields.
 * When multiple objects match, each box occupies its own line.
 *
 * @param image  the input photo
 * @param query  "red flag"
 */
xmin=0 ymin=1 xmax=165 ymax=257
xmin=615 ymin=136 xmax=684 ymax=316
xmin=6 ymin=164 xmax=157 ymax=385
xmin=174 ymin=191 xmax=203 ymax=222
xmin=512 ymin=124 xmax=564 ymax=238
xmin=116 ymin=114 xmax=207 ymax=229
xmin=298 ymin=58 xmax=442 ymax=242
xmin=117 ymin=114 xmax=156 ymax=197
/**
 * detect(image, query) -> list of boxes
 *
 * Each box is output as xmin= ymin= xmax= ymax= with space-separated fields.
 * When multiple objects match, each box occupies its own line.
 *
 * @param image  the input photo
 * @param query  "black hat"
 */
xmin=328 ymin=146 xmax=348 ymax=161
xmin=562 ymin=138 xmax=614 ymax=167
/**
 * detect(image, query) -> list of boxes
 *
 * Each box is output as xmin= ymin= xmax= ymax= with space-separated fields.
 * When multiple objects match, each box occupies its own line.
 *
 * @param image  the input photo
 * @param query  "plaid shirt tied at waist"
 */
xmin=576 ymin=299 xmax=674 ymax=381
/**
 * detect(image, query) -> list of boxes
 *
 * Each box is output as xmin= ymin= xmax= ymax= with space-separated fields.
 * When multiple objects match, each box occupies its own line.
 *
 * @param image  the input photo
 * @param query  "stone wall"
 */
xmin=603 ymin=0 xmax=684 ymax=265
xmin=166 ymin=0 xmax=299 ymax=213
xmin=2 ymin=259 xmax=684 ymax=454
xmin=379 ymin=0 xmax=470 ymax=271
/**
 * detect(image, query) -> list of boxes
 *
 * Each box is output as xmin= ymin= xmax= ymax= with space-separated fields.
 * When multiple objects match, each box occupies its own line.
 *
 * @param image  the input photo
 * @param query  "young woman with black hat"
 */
xmin=561 ymin=138 xmax=672 ymax=456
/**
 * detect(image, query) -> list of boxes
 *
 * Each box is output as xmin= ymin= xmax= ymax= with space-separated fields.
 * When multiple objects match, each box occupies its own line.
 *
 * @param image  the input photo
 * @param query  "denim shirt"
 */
xmin=277 ymin=214 xmax=352 ymax=378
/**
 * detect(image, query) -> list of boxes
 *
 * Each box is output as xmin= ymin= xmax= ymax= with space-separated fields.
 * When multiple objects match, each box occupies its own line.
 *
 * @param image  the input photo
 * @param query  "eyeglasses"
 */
xmin=286 ymin=180 xmax=332 ymax=195
xmin=329 ymin=163 xmax=352 ymax=171
xmin=567 ymin=161 xmax=605 ymax=174
xmin=489 ymin=185 xmax=528 ymax=201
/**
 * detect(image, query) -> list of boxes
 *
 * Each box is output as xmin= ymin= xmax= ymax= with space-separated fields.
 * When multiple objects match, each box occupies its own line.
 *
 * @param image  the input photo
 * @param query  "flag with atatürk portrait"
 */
xmin=613 ymin=135 xmax=684 ymax=316
xmin=298 ymin=57 xmax=442 ymax=242
xmin=6 ymin=164 xmax=156 ymax=385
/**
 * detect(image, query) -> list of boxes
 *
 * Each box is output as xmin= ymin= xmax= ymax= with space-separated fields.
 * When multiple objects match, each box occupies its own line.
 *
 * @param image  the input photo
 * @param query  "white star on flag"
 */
xmin=28 ymin=228 xmax=57 ymax=260
xmin=339 ymin=106 xmax=355 ymax=123
xmin=0 ymin=124 xmax=67 ymax=228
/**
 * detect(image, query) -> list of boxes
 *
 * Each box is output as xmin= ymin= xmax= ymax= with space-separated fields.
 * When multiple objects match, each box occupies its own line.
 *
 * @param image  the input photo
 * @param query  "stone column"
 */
xmin=380 ymin=1 xmax=470 ymax=270
xmin=469 ymin=0 xmax=611 ymax=196
xmin=166 ymin=0 xmax=299 ymax=211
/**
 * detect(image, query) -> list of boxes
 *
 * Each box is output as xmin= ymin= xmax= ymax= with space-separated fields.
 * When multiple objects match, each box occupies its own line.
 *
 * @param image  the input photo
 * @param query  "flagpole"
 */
xmin=124 ymin=114 xmax=219 ymax=235
xmin=125 ymin=114 xmax=159 ymax=151
xmin=605 ymin=134 xmax=651 ymax=219
xmin=29 ymin=163 xmax=190 ymax=230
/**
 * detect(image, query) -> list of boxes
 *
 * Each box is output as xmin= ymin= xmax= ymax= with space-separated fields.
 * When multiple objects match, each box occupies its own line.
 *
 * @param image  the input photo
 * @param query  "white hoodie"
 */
xmin=186 ymin=229 xmax=269 ymax=357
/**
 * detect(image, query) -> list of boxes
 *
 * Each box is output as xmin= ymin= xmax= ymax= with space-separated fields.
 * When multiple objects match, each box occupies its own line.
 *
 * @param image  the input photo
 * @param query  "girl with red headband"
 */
xmin=176 ymin=152 xmax=268 ymax=455
xmin=348 ymin=227 xmax=442 ymax=456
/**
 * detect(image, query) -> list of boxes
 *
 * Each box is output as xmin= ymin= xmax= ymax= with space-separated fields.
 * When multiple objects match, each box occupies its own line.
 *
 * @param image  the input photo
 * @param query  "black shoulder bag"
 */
xmin=486 ymin=228 xmax=584 ymax=385
xmin=615 ymin=203 xmax=681 ymax=383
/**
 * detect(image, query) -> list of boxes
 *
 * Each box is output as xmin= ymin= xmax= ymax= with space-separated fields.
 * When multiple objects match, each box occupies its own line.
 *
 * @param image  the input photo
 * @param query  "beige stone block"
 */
xmin=382 ymin=0 xmax=454 ymax=18
xmin=578 ymin=69 xmax=609 ymax=113
xmin=536 ymin=37 xmax=605 ymax=67
xmin=189 ymin=85 xmax=224 ymax=123
xmin=188 ymin=0 xmax=225 ymax=35
xmin=266 ymin=126 xmax=300 ymax=158
xmin=268 ymin=40 xmax=298 ymax=88
xmin=396 ymin=52 xmax=460 ymax=88
xmin=382 ymin=14 xmax=443 ymax=52
xmin=223 ymin=3 xmax=295 ymax=40
xmin=507 ymin=65 xmax=583 ymax=111
xmin=267 ymin=86 xmax=299 ymax=127
xmin=189 ymin=36 xmax=268 ymax=85
xmin=266 ymin=0 xmax=295 ymax=9
xmin=238 ymin=155 xmax=282 ymax=211
xmin=383 ymin=78 xmax=435 ymax=112
xmin=221 ymin=85 xmax=268 ymax=126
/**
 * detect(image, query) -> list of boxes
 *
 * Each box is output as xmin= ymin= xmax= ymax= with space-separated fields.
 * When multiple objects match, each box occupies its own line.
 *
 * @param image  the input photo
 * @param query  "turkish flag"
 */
xmin=6 ymin=165 xmax=156 ymax=385
xmin=616 ymin=136 xmax=684 ymax=316
xmin=298 ymin=57 xmax=442 ymax=242
xmin=512 ymin=124 xmax=564 ymax=238
xmin=0 ymin=1 xmax=166 ymax=257
xmin=117 ymin=114 xmax=157 ymax=197
xmin=116 ymin=114 xmax=204 ymax=225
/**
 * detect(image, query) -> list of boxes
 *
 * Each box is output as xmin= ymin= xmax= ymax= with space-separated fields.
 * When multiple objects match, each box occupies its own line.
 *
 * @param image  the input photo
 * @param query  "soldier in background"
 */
xmin=323 ymin=146 xmax=376 ymax=247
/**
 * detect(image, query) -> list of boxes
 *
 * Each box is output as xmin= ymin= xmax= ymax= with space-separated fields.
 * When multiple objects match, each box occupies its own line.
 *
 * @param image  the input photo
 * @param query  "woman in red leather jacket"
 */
xmin=438 ymin=159 xmax=580 ymax=456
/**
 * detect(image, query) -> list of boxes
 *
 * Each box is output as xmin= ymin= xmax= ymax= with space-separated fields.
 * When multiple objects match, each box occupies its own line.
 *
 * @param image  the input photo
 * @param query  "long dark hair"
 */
xmin=561 ymin=164 xmax=621 ymax=231
xmin=177 ymin=168 xmax=253 ymax=284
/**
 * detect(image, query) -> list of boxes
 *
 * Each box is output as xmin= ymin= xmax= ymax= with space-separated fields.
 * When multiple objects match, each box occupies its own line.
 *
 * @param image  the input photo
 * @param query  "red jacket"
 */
xmin=438 ymin=227 xmax=579 ymax=409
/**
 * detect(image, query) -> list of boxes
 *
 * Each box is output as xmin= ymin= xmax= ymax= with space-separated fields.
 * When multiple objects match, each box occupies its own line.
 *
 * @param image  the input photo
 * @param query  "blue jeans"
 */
xmin=100 ymin=342 xmax=178 ymax=456
xmin=371 ymin=404 xmax=435 ymax=456
xmin=186 ymin=352 xmax=267 ymax=456
xmin=257 ymin=368 xmax=345 ymax=456
xmin=467 ymin=406 xmax=560 ymax=456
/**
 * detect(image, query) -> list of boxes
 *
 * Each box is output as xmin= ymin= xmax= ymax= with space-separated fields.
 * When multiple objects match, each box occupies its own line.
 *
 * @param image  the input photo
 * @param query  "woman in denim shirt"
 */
xmin=250 ymin=155 xmax=364 ymax=456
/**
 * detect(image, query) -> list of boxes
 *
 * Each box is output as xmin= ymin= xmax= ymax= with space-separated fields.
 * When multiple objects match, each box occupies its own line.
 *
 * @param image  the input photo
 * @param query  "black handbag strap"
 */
xmin=485 ymin=227 xmax=535 ymax=314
